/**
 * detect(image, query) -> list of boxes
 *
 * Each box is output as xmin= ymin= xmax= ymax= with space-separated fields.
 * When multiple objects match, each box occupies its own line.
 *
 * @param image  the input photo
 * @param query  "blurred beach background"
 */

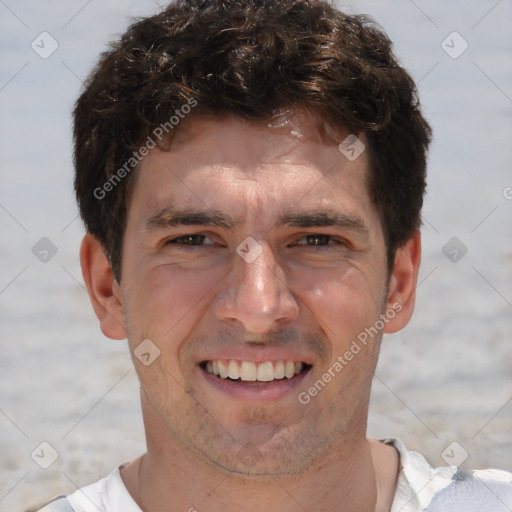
xmin=1 ymin=0 xmax=511 ymax=510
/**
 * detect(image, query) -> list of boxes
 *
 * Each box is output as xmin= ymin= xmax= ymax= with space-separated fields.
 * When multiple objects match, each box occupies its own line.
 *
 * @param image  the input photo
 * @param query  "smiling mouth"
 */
xmin=200 ymin=359 xmax=312 ymax=383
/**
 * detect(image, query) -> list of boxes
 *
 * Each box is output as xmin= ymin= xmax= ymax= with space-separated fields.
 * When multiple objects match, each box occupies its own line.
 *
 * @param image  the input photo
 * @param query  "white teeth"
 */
xmin=274 ymin=360 xmax=285 ymax=379
xmin=228 ymin=360 xmax=239 ymax=379
xmin=204 ymin=359 xmax=307 ymax=382
xmin=256 ymin=361 xmax=274 ymax=382
xmin=218 ymin=360 xmax=229 ymax=379
xmin=240 ymin=361 xmax=257 ymax=381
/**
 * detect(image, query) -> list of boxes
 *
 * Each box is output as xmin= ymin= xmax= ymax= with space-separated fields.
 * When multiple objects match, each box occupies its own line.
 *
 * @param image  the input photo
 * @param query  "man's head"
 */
xmin=74 ymin=0 xmax=431 ymax=282
xmin=76 ymin=0 xmax=429 ymax=478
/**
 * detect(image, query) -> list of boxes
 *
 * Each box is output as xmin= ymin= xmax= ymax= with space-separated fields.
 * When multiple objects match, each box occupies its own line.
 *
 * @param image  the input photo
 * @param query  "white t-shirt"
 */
xmin=37 ymin=439 xmax=512 ymax=512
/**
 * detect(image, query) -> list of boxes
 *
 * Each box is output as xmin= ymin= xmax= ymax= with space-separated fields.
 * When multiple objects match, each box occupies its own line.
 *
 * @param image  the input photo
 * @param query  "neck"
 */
xmin=122 ymin=422 xmax=398 ymax=512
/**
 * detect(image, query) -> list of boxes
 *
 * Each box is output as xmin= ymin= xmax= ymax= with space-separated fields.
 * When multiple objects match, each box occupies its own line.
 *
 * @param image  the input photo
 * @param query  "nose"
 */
xmin=213 ymin=242 xmax=299 ymax=333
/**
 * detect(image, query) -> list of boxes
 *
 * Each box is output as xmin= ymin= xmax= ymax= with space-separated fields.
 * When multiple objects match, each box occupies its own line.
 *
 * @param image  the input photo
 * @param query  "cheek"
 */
xmin=125 ymin=265 xmax=225 ymax=405
xmin=293 ymin=265 xmax=385 ymax=346
xmin=125 ymin=264 xmax=225 ymax=345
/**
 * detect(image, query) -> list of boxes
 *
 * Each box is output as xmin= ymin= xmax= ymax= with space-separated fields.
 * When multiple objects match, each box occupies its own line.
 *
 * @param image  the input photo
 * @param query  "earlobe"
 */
xmin=80 ymin=234 xmax=127 ymax=340
xmin=383 ymin=231 xmax=421 ymax=334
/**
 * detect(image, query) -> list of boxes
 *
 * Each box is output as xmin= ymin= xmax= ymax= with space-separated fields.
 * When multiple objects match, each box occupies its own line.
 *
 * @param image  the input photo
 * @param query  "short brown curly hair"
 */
xmin=74 ymin=0 xmax=431 ymax=281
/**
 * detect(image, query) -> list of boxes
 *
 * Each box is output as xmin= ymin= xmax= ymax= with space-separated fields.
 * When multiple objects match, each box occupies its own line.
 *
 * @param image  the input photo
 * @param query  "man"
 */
xmin=38 ymin=0 xmax=512 ymax=510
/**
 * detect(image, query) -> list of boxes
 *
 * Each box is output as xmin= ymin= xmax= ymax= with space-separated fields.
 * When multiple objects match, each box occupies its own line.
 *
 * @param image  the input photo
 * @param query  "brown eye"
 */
xmin=296 ymin=234 xmax=332 ymax=246
xmin=167 ymin=234 xmax=214 ymax=245
xmin=307 ymin=235 xmax=330 ymax=246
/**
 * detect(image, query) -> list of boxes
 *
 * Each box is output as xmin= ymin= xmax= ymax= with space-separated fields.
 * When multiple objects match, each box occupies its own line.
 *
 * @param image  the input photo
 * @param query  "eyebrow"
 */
xmin=145 ymin=207 xmax=240 ymax=230
xmin=278 ymin=211 xmax=369 ymax=234
xmin=145 ymin=207 xmax=369 ymax=236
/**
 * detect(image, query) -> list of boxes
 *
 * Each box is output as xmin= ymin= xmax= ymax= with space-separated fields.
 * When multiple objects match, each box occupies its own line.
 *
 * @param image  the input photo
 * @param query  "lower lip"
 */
xmin=198 ymin=365 xmax=311 ymax=402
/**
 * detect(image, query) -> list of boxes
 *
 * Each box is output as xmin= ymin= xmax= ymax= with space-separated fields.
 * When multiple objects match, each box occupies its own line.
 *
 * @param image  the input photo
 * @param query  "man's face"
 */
xmin=115 ymin=115 xmax=398 ymax=475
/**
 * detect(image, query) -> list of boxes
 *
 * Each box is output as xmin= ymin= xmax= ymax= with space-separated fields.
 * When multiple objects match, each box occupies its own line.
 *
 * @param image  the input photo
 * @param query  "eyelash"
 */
xmin=165 ymin=234 xmax=216 ymax=246
xmin=165 ymin=234 xmax=346 ymax=248
xmin=291 ymin=234 xmax=346 ymax=247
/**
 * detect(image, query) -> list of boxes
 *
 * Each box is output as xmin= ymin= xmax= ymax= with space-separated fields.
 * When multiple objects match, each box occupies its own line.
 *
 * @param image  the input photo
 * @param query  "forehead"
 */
xmin=128 ymin=114 xmax=379 ymax=233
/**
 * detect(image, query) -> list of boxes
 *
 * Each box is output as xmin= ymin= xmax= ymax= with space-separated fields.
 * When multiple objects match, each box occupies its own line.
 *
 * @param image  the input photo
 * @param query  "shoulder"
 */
xmin=425 ymin=468 xmax=512 ymax=511
xmin=29 ymin=464 xmax=141 ymax=512
xmin=30 ymin=467 xmax=113 ymax=512
xmin=383 ymin=438 xmax=512 ymax=512
xmin=31 ymin=496 xmax=74 ymax=512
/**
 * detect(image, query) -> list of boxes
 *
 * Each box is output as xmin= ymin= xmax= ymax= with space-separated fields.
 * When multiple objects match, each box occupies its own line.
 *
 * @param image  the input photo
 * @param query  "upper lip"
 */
xmin=198 ymin=347 xmax=315 ymax=366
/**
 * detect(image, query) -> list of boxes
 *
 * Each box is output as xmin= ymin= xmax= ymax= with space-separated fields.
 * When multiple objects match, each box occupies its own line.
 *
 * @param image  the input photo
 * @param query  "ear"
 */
xmin=80 ymin=233 xmax=126 ymax=340
xmin=383 ymin=230 xmax=421 ymax=334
